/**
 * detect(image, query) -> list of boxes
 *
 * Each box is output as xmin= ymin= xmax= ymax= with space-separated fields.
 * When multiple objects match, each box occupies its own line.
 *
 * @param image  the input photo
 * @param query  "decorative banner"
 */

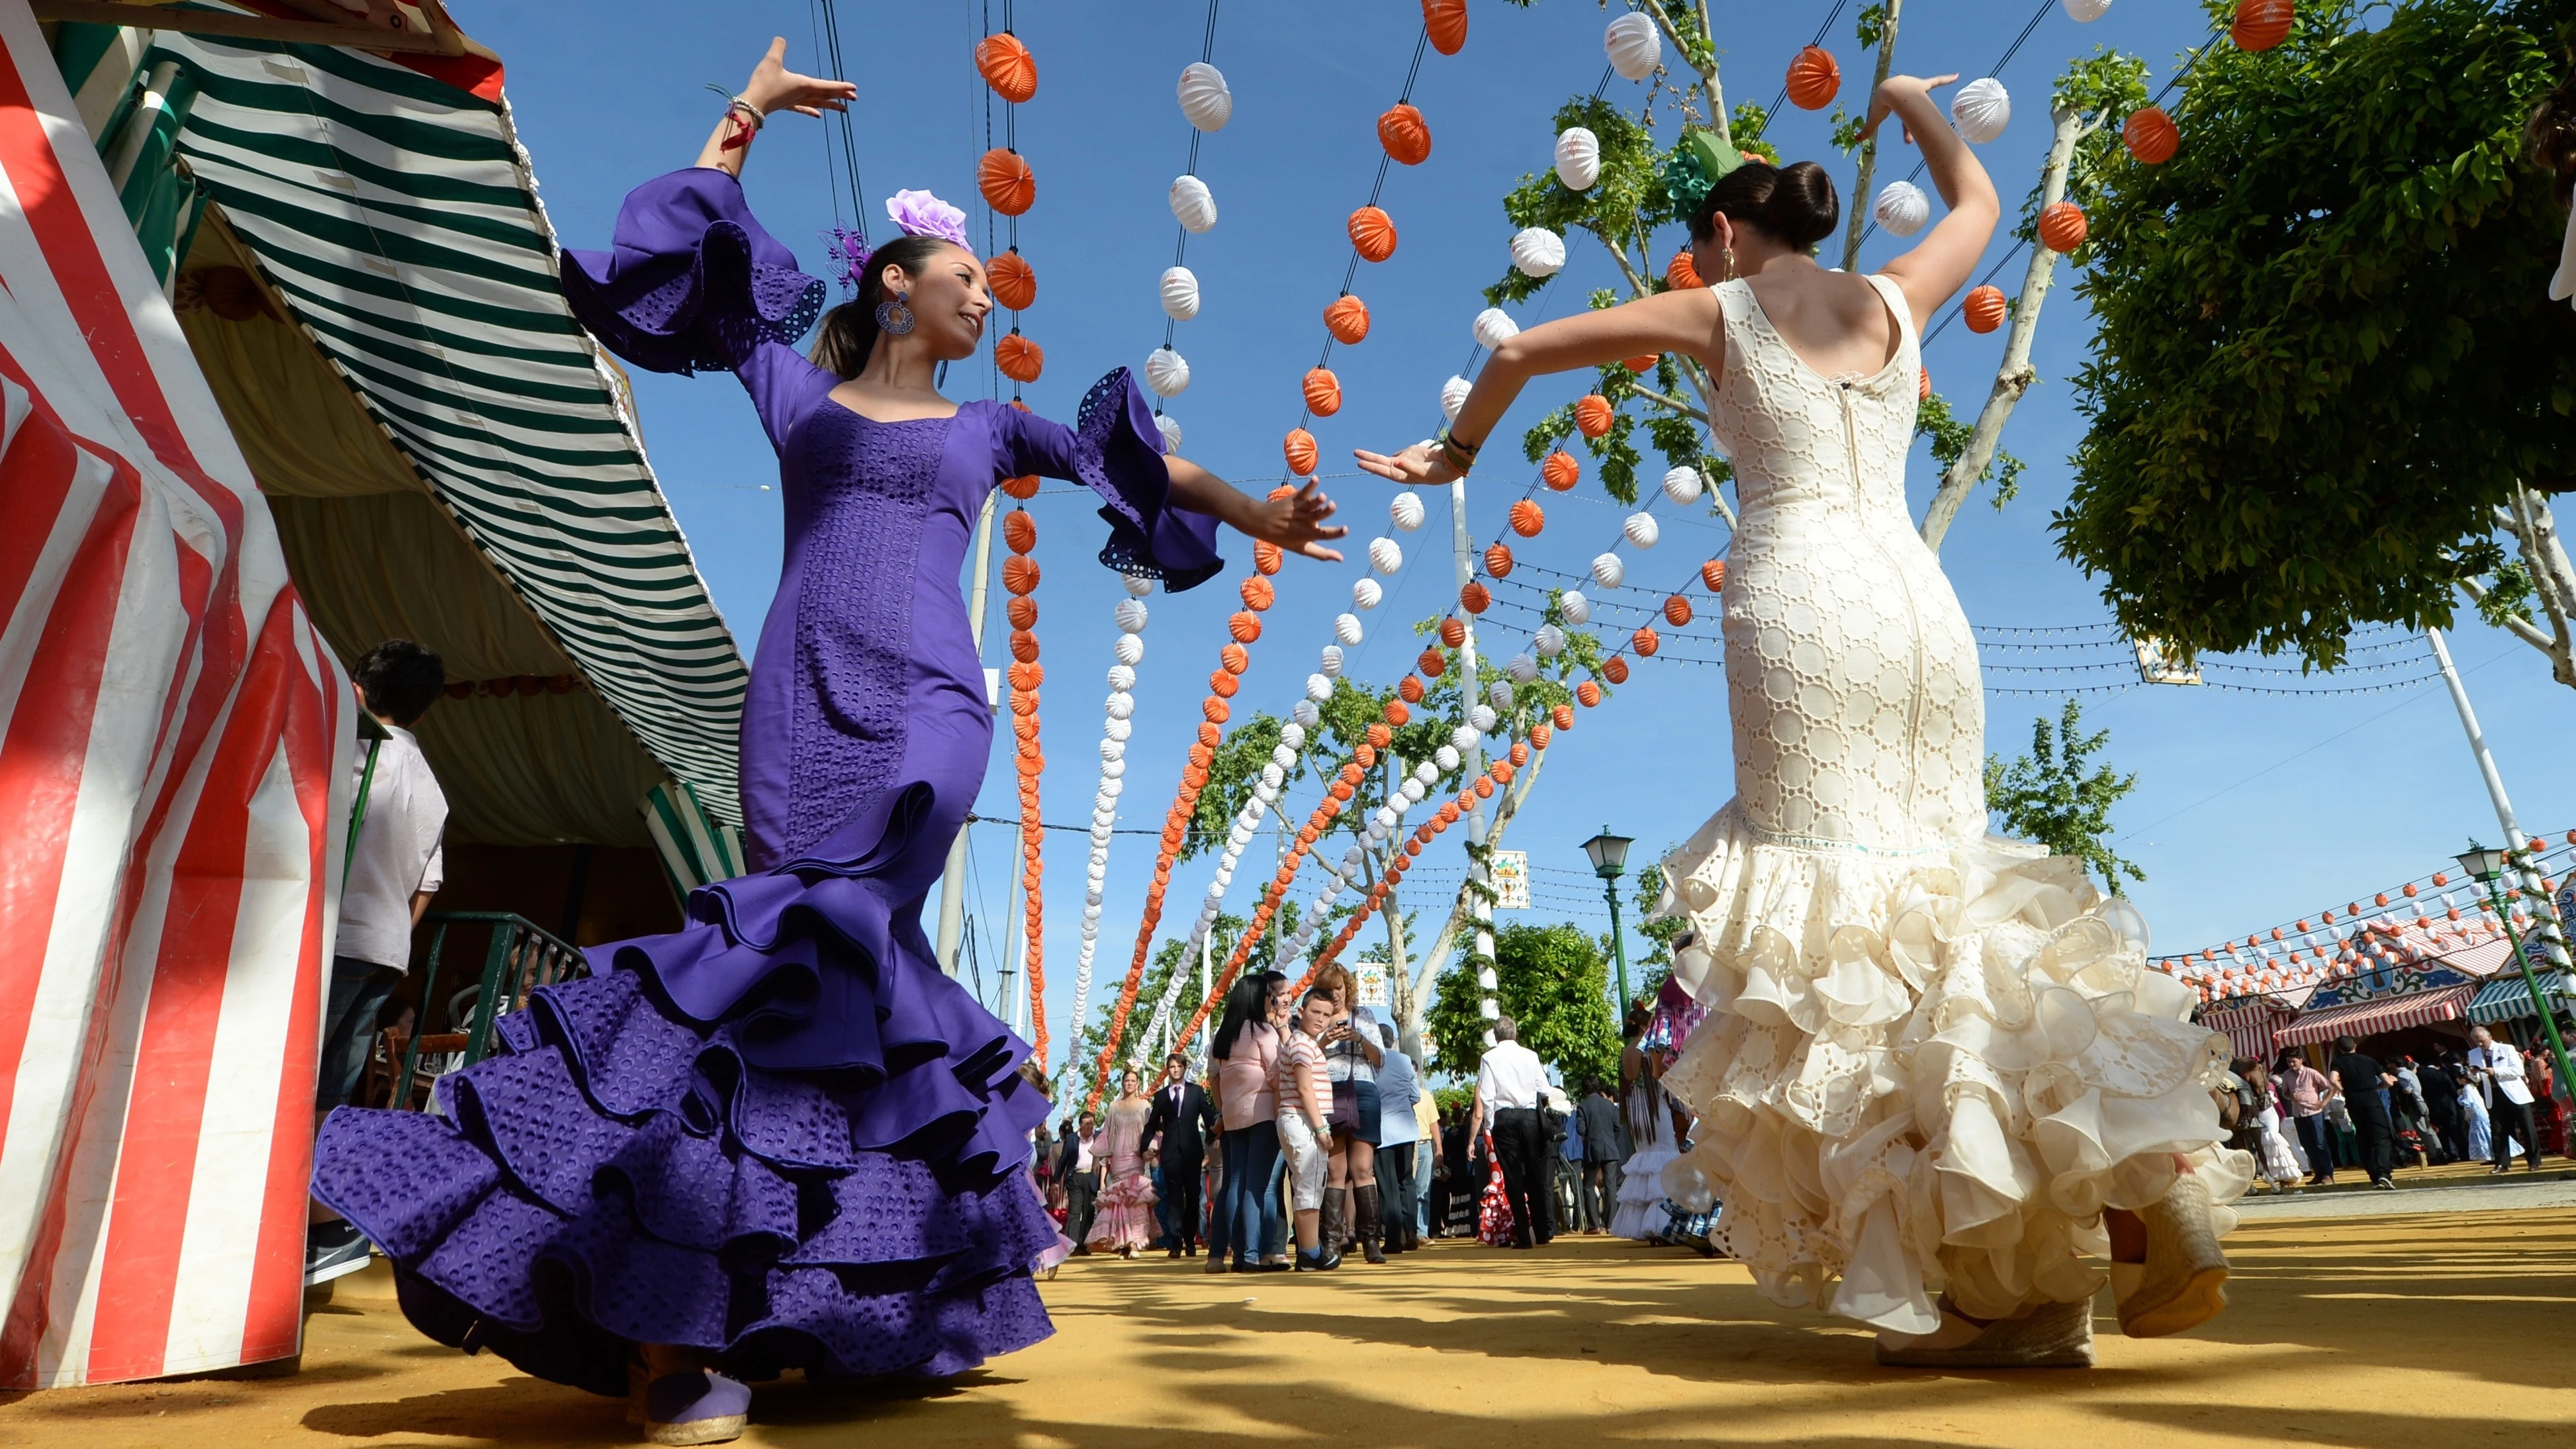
xmin=1352 ymin=960 xmax=1389 ymax=1010
xmin=1491 ymin=849 xmax=1531 ymax=910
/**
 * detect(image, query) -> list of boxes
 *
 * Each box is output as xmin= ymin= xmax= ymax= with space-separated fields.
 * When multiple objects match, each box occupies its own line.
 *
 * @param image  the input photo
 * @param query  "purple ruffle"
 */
xmin=1073 ymin=369 xmax=1224 ymax=593
xmin=312 ymin=960 xmax=1056 ymax=1393
xmin=559 ymin=167 xmax=825 ymax=375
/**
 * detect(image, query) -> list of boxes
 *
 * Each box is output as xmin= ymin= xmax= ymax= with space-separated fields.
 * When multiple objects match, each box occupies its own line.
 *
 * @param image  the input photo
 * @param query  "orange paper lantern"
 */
xmin=1508 ymin=498 xmax=1545 ymax=537
xmin=1366 ymin=723 xmax=1394 ymax=750
xmin=1541 ymin=451 xmax=1580 ymax=491
xmin=1424 ymin=0 xmax=1467 ymax=56
xmin=1303 ymin=367 xmax=1343 ymax=417
xmin=1378 ymin=104 xmax=1432 ymax=165
xmin=1440 ymin=617 xmax=1467 ymax=648
xmin=996 ymin=332 xmax=1044 ymax=383
xmin=2232 ymin=0 xmax=2293 ymax=51
xmin=1474 ymin=776 xmax=1496 ymax=799
xmin=1963 ymin=285 xmax=2008 ymax=334
xmin=1284 ymin=428 xmax=1318 ymax=476
xmin=1419 ymin=647 xmax=1448 ymax=678
xmin=1010 ymin=630 xmax=1040 ymax=664
xmin=1663 ymin=594 xmax=1694 ymax=627
xmin=978 ymin=148 xmax=1035 ymax=216
xmin=1508 ymin=741 xmax=1530 ymax=767
xmin=1228 ymin=610 xmax=1263 ymax=643
xmin=1483 ymin=542 xmax=1515 ymax=579
xmin=1528 ymin=723 xmax=1552 ymax=750
xmin=1003 ymin=510 xmax=1036 ymax=553
xmin=1324 ymin=294 xmax=1371 ymax=345
xmin=2037 ymin=201 xmax=2088 ymax=254
xmin=1632 ymin=625 xmax=1661 ymax=657
xmin=2123 ymin=105 xmax=2180 ymax=165
xmin=1203 ymin=696 xmax=1231 ymax=724
xmin=1240 ymin=577 xmax=1276 ymax=612
xmin=1209 ymin=670 xmax=1239 ymax=699
xmin=1667 ymin=250 xmax=1702 ymax=290
xmin=1917 ymin=365 xmax=1931 ymax=401
xmin=1003 ymin=555 xmax=1040 ymax=594
xmin=1219 ymin=642 xmax=1250 ymax=675
xmin=1602 ymin=657 xmax=1629 ymax=684
xmin=1460 ymin=581 xmax=1491 ymax=614
xmin=988 ymin=249 xmax=1036 ymax=311
xmin=1551 ymin=704 xmax=1575 ymax=731
xmin=1623 ymin=353 xmax=1661 ymax=373
xmin=1003 ymin=473 xmax=1039 ymax=500
xmin=1254 ymin=541 xmax=1284 ymax=575
xmin=1786 ymin=44 xmax=1840 ymax=110
xmin=1576 ymin=680 xmax=1602 ymax=708
xmin=1701 ymin=558 xmax=1727 ymax=592
xmin=1349 ymin=206 xmax=1398 ymax=263
xmin=1397 ymin=675 xmax=1424 ymax=704
xmin=976 ymin=32 xmax=1038 ymax=103
xmin=1006 ymin=597 xmax=1038 ymax=631
xmin=1383 ymin=700 xmax=1412 ymax=727
xmin=1575 ymin=394 xmax=1615 ymax=438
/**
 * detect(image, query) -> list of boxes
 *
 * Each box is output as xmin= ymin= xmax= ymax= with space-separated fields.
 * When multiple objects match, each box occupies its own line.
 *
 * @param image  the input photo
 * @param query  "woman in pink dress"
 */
xmin=1088 ymin=1069 xmax=1160 ymax=1258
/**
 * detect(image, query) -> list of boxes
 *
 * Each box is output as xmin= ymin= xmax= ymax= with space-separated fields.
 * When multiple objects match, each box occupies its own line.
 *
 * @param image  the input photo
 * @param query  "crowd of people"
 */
xmin=2228 ymin=1025 xmax=2571 ymax=1193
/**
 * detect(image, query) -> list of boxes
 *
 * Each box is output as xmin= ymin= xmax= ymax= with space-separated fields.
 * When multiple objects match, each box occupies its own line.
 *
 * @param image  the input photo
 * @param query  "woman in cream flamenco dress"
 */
xmin=1362 ymin=75 xmax=2250 ymax=1367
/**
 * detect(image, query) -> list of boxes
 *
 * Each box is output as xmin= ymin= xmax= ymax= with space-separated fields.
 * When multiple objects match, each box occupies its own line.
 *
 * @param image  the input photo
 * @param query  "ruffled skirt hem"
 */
xmin=1649 ymin=801 xmax=2250 ymax=1332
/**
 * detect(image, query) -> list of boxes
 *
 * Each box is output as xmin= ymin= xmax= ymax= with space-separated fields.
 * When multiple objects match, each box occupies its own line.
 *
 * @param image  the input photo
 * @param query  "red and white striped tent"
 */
xmin=0 ymin=5 xmax=349 ymax=1389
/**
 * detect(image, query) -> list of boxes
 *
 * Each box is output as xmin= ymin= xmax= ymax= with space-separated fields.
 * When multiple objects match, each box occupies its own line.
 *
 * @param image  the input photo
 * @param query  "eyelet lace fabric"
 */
xmin=1651 ymin=275 xmax=2249 ymax=1334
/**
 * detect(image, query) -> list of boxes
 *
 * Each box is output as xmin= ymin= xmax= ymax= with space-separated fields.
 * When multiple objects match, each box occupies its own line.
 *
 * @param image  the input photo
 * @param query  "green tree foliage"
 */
xmin=2054 ymin=0 xmax=2576 ymax=670
xmin=1628 ymin=861 xmax=1688 ymax=1005
xmin=1424 ymin=921 xmax=1622 ymax=1088
xmin=1983 ymin=700 xmax=2145 ymax=894
xmin=1064 ymin=906 xmax=1301 ymax=1097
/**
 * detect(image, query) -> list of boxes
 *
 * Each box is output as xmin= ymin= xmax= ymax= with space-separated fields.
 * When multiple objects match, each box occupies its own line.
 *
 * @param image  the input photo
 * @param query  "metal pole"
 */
xmin=935 ymin=491 xmax=1003 ymax=975
xmin=1449 ymin=477 xmax=1498 ymax=1047
xmin=1604 ymin=875 xmax=1631 ymax=1011
xmin=2426 ymin=627 xmax=2576 ymax=1103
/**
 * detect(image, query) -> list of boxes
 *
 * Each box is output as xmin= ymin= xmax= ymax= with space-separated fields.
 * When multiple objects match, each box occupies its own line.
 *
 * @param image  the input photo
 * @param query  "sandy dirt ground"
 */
xmin=5 ymin=1186 xmax=2569 ymax=1449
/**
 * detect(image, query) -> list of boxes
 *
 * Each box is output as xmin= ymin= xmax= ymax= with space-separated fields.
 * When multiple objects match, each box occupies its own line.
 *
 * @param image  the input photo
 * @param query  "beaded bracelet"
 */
xmin=1436 ymin=428 xmax=1481 ymax=475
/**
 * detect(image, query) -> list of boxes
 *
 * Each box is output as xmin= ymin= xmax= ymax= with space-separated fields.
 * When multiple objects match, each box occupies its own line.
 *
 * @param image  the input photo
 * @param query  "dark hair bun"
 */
xmin=1690 ymin=158 xmax=1841 ymax=254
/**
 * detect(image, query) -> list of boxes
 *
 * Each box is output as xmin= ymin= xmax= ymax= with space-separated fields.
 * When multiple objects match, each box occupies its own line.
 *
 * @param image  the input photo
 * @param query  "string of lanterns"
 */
xmin=974 ymin=13 xmax=1042 ymax=388
xmin=999 ymin=487 xmax=1048 ymax=1066
xmin=1086 ymin=536 xmax=1283 ymax=1110
xmin=1145 ymin=0 xmax=1231 ymax=449
xmin=1058 ymin=568 xmax=1157 ymax=1084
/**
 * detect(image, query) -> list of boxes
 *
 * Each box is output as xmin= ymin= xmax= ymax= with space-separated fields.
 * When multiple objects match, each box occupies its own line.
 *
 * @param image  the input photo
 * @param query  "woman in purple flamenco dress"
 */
xmin=310 ymin=41 xmax=1344 ymax=1446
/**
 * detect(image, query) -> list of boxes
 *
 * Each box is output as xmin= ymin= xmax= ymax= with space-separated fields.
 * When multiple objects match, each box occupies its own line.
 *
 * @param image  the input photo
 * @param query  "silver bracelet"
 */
xmin=726 ymin=94 xmax=764 ymax=130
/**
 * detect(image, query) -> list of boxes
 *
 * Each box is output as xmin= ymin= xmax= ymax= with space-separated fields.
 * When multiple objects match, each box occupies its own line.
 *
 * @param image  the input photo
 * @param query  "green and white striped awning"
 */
xmin=2467 ymin=970 xmax=2575 ymax=1025
xmin=145 ymin=29 xmax=749 ymax=823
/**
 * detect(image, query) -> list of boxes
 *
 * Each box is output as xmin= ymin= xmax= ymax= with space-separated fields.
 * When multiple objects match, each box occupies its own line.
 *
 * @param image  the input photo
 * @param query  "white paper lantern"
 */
xmin=1487 ymin=681 xmax=1516 ymax=711
xmin=1107 ymin=663 xmax=1137 ymax=689
xmin=1469 ymin=704 xmax=1497 ymax=732
xmin=1261 ymin=762 xmax=1285 ymax=790
xmin=1320 ymin=644 xmax=1344 ymax=677
xmin=1506 ymin=653 xmax=1538 ymax=684
xmin=1177 ymin=61 xmax=1232 ymax=131
xmin=1305 ymin=673 xmax=1332 ymax=702
xmin=1471 ymin=307 xmax=1520 ymax=350
xmin=1160 ymin=265 xmax=1200 ymax=321
xmin=1114 ymin=633 xmax=1145 ymax=667
xmin=1154 ymin=414 xmax=1182 ymax=453
xmin=1123 ymin=574 xmax=1155 ymax=599
xmin=1170 ymin=175 xmax=1218 ymax=234
xmin=1451 ymin=725 xmax=1480 ymax=753
xmin=1106 ymin=690 xmax=1136 ymax=719
xmin=1334 ymin=612 xmax=1364 ymax=646
xmin=1557 ymin=589 xmax=1590 ymax=626
xmin=1107 ymin=714 xmax=1132 ymax=741
xmin=1369 ymin=537 xmax=1403 ymax=575
xmin=1101 ymin=759 xmax=1125 ymax=780
xmin=1099 ymin=737 xmax=1127 ymax=762
xmin=1623 ymin=512 xmax=1661 ymax=549
xmin=1390 ymin=491 xmax=1426 ymax=532
xmin=1605 ymin=12 xmax=1661 ymax=79
xmin=1950 ymin=78 xmax=2010 ymax=144
xmin=1590 ymin=552 xmax=1627 ymax=589
xmin=1872 ymin=180 xmax=1930 ymax=237
xmin=1412 ymin=760 xmax=1441 ymax=786
xmin=1144 ymin=346 xmax=1190 ymax=397
xmin=1114 ymin=598 xmax=1148 ymax=633
xmin=1440 ymin=375 xmax=1473 ymax=424
xmin=1352 ymin=577 xmax=1383 ymax=610
xmin=1279 ymin=720 xmax=1306 ymax=749
xmin=1553 ymin=126 xmax=1600 ymax=190
xmin=1534 ymin=624 xmax=1566 ymax=658
xmin=1399 ymin=778 xmax=1427 ymax=804
xmin=1661 ymin=465 xmax=1704 ymax=506
xmin=2062 ymin=0 xmax=2111 ymax=20
xmin=1291 ymin=699 xmax=1320 ymax=729
xmin=1509 ymin=228 xmax=1567 ymax=281
xmin=1434 ymin=744 xmax=1460 ymax=772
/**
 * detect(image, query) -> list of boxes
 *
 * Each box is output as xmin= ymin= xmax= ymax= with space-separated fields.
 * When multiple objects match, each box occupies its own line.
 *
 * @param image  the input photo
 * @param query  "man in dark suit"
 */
xmin=1574 ymin=1078 xmax=1630 ymax=1233
xmin=1141 ymin=1050 xmax=1218 ymax=1257
xmin=1058 ymin=1113 xmax=1098 ymax=1252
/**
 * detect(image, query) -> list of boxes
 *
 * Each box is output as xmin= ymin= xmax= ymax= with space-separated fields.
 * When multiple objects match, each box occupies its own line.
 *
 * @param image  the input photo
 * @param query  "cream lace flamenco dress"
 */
xmin=1649 ymin=274 xmax=2252 ymax=1337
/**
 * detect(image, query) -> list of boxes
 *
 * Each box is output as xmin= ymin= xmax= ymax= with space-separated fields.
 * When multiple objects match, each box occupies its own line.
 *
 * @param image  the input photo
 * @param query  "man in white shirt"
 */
xmin=309 ymin=640 xmax=449 ymax=1285
xmin=2467 ymin=1025 xmax=2541 ymax=1172
xmin=1473 ymin=1016 xmax=1553 ymax=1248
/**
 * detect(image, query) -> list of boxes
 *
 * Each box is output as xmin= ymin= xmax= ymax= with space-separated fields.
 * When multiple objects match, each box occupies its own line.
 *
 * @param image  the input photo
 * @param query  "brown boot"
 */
xmin=1355 ymin=1185 xmax=1387 ymax=1264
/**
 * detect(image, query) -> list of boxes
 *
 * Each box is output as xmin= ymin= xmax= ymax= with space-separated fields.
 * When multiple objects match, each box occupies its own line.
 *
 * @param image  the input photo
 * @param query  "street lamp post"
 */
xmin=2456 ymin=843 xmax=2576 ymax=1113
xmin=1581 ymin=827 xmax=1635 ymax=1010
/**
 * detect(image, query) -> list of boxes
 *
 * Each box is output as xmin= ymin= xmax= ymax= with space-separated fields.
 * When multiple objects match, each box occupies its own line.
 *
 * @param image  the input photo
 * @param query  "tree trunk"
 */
xmin=1837 ymin=0 xmax=1904 ymax=274
xmin=2470 ymin=488 xmax=2576 ymax=687
xmin=1919 ymin=105 xmax=2085 ymax=554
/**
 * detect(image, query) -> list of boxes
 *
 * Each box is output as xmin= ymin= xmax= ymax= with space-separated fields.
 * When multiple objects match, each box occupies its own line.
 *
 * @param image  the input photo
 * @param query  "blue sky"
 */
xmin=467 ymin=0 xmax=2576 ymax=1039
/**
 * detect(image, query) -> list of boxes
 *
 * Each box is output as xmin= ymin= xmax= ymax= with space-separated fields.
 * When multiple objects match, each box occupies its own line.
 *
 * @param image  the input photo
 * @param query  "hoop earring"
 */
xmin=875 ymin=288 xmax=915 ymax=336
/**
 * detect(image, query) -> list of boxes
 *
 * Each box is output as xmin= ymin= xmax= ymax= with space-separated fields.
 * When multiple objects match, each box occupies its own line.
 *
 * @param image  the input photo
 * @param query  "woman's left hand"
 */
xmin=742 ymin=37 xmax=856 ymax=118
xmin=1244 ymin=478 xmax=1348 ymax=562
xmin=1354 ymin=442 xmax=1460 ymax=486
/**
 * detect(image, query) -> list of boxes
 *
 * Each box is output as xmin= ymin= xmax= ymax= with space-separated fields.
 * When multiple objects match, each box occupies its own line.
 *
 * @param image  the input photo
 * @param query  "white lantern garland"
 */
xmin=1873 ymin=180 xmax=1930 ymax=237
xmin=1160 ymin=265 xmax=1201 ymax=320
xmin=1177 ymin=61 xmax=1232 ymax=130
xmin=1604 ymin=12 xmax=1661 ymax=79
xmin=1510 ymin=227 xmax=1567 ymax=278
xmin=1064 ymin=575 xmax=1159 ymax=1070
xmin=1950 ymin=78 xmax=2011 ymax=144
xmin=1170 ymin=174 xmax=1219 ymax=233
xmin=1553 ymin=126 xmax=1600 ymax=191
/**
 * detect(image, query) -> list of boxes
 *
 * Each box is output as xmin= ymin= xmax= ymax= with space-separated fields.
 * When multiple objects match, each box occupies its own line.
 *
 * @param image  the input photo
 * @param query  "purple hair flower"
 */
xmin=886 ymin=189 xmax=971 ymax=250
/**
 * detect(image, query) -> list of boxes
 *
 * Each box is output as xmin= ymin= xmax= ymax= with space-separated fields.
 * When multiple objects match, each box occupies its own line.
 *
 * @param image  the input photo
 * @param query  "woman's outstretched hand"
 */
xmin=1352 ymin=442 xmax=1460 ymax=487
xmin=1859 ymin=73 xmax=1958 ymax=147
xmin=743 ymin=36 xmax=856 ymax=118
xmin=1246 ymin=479 xmax=1348 ymax=563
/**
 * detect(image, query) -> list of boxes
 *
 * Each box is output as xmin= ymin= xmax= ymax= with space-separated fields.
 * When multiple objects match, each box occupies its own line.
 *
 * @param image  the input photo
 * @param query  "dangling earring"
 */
xmin=875 ymin=287 xmax=915 ymax=336
xmin=1722 ymin=246 xmax=1737 ymax=283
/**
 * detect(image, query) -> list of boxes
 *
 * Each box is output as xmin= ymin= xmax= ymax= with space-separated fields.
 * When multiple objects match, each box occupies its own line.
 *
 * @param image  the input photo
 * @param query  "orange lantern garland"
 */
xmin=1003 ymin=507 xmax=1048 ymax=1067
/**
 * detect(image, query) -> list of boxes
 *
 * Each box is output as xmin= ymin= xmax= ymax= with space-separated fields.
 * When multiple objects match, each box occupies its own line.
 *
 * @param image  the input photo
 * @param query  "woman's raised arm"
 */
xmin=695 ymin=37 xmax=856 ymax=178
xmin=1866 ymin=74 xmax=2001 ymax=330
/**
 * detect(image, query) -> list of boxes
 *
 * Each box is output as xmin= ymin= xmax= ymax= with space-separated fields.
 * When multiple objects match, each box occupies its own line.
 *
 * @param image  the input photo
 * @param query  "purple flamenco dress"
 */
xmin=309 ymin=167 xmax=1222 ymax=1393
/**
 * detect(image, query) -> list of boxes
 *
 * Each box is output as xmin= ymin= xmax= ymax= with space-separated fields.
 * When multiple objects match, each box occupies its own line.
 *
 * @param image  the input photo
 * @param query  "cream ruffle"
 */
xmin=1652 ymin=801 xmax=2251 ymax=1334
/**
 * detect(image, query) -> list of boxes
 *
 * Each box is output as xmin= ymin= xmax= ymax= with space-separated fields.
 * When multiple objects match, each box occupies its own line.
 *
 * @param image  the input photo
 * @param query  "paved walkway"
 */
xmin=6 ymin=1196 xmax=2571 ymax=1448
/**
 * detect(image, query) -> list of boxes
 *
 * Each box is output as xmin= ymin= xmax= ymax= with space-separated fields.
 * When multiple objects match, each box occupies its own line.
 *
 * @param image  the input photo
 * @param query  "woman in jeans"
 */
xmin=1207 ymin=970 xmax=1291 ymax=1273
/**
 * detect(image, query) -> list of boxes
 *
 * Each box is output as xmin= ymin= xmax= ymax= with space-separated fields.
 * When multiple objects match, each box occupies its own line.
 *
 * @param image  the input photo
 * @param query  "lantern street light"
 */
xmin=1581 ymin=826 xmax=1636 ymax=1009
xmin=2456 ymin=841 xmax=2576 ymax=1109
